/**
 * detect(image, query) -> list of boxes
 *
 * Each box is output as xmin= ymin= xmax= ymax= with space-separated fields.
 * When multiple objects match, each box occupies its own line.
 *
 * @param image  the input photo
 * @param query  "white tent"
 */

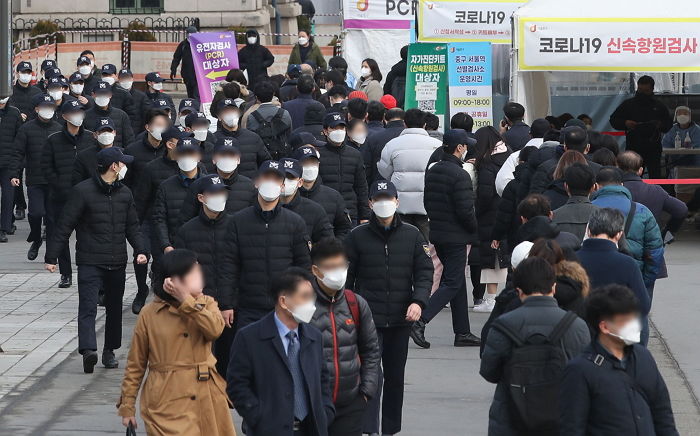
xmin=511 ymin=0 xmax=700 ymax=120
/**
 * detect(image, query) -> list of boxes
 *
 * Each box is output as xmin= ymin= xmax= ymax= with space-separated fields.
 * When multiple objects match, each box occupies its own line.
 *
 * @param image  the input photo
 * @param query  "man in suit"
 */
xmin=228 ymin=267 xmax=335 ymax=436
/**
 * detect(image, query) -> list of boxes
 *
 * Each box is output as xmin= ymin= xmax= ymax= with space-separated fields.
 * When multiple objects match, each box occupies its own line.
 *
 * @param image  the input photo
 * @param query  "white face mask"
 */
xmin=328 ymin=129 xmax=346 ymax=144
xmin=177 ymin=156 xmax=199 ymax=172
xmin=38 ymin=108 xmax=55 ymax=120
xmin=677 ymin=114 xmax=691 ymax=125
xmin=247 ymin=36 xmax=257 ymax=45
xmin=0 ymin=97 xmax=8 ymax=105
xmin=460 ymin=145 xmax=469 ymax=162
xmin=193 ymin=128 xmax=209 ymax=141
xmin=222 ymin=113 xmax=239 ymax=128
xmin=360 ymin=67 xmax=371 ymax=78
xmin=151 ymin=82 xmax=163 ymax=91
xmin=94 ymin=96 xmax=111 ymax=108
xmin=67 ymin=113 xmax=84 ymax=127
xmin=350 ymin=132 xmax=367 ymax=145
xmin=78 ymin=65 xmax=92 ymax=75
xmin=178 ymin=115 xmax=188 ymax=126
xmin=287 ymin=298 xmax=316 ymax=324
xmin=205 ymin=194 xmax=227 ymax=213
xmin=149 ymin=126 xmax=165 ymax=141
xmin=283 ymin=178 xmax=299 ymax=197
xmin=70 ymin=84 xmax=84 ymax=95
xmin=119 ymin=80 xmax=133 ymax=91
xmin=258 ymin=180 xmax=282 ymax=201
xmin=298 ymin=36 xmax=309 ymax=46
xmin=102 ymin=76 xmax=116 ymax=86
xmin=18 ymin=73 xmax=32 ymax=84
xmin=48 ymin=90 xmax=63 ymax=101
xmin=117 ymin=164 xmax=128 ymax=181
xmin=319 ymin=267 xmax=348 ymax=291
xmin=609 ymin=318 xmax=642 ymax=346
xmin=97 ymin=132 xmax=115 ymax=146
xmin=215 ymin=157 xmax=239 ymax=173
xmin=302 ymin=165 xmax=319 ymax=182
xmin=372 ymin=200 xmax=397 ymax=218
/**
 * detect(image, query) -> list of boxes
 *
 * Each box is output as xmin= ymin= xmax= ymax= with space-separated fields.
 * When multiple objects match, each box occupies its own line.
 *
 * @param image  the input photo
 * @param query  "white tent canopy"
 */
xmin=510 ymin=0 xmax=700 ymax=120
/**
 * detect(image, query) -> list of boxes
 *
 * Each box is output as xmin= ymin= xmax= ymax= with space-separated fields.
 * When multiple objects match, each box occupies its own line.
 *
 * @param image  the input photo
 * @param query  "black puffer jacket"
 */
xmin=310 ymin=281 xmax=380 ymax=407
xmin=424 ymin=154 xmax=478 ymax=245
xmin=220 ymin=202 xmax=311 ymax=310
xmin=82 ymin=70 xmax=102 ymax=95
xmin=44 ymin=175 xmax=144 ymax=266
xmin=109 ymin=85 xmax=136 ymax=123
xmin=542 ymin=178 xmax=569 ymax=210
xmin=123 ymin=134 xmax=166 ymax=189
xmin=237 ymin=29 xmax=275 ymax=88
xmin=11 ymin=117 xmax=61 ymax=184
xmin=344 ymin=215 xmax=433 ymax=328
xmin=283 ymin=192 xmax=334 ymax=243
xmin=41 ymin=126 xmax=96 ymax=201
xmin=214 ymin=127 xmax=271 ymax=179
xmin=174 ymin=210 xmax=235 ymax=310
xmin=300 ymin=177 xmax=352 ymax=240
xmin=122 ymin=86 xmax=149 ymax=133
xmin=8 ymin=83 xmax=42 ymax=118
xmin=84 ymin=105 xmax=135 ymax=148
xmin=72 ymin=144 xmax=115 ymax=186
xmin=515 ymin=216 xmax=581 ymax=260
xmin=476 ymin=150 xmax=511 ymax=267
xmin=491 ymin=162 xmax=528 ymax=252
xmin=132 ymin=155 xmax=181 ymax=220
xmin=0 ymin=105 xmax=24 ymax=171
xmin=177 ymin=171 xmax=256 ymax=226
xmin=318 ymin=142 xmax=370 ymax=222
xmin=151 ymin=171 xmax=205 ymax=251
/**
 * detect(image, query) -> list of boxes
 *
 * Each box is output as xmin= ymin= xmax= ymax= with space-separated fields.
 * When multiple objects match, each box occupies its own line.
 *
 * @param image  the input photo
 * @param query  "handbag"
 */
xmin=126 ymin=423 xmax=137 ymax=436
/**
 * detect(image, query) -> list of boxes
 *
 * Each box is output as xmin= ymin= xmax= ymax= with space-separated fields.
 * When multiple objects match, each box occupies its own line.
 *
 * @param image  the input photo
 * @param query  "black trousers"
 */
xmin=214 ymin=325 xmax=234 ymax=378
xmin=184 ymin=77 xmax=199 ymax=100
xmin=26 ymin=185 xmax=48 ymax=243
xmin=77 ymin=265 xmax=126 ymax=353
xmin=329 ymin=394 xmax=367 ymax=436
xmin=46 ymin=198 xmax=72 ymax=275
xmin=363 ymin=326 xmax=410 ymax=435
xmin=133 ymin=219 xmax=154 ymax=296
xmin=14 ymin=172 xmax=26 ymax=210
xmin=0 ymin=168 xmax=15 ymax=232
xmin=422 ymin=243 xmax=471 ymax=334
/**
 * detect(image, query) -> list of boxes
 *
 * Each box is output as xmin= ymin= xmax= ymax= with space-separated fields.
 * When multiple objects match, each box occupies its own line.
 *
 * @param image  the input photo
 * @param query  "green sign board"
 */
xmin=405 ymin=43 xmax=448 ymax=130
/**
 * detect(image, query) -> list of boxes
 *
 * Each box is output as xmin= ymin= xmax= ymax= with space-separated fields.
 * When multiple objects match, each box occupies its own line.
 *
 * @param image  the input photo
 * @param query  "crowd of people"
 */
xmin=0 ymin=35 xmax=691 ymax=435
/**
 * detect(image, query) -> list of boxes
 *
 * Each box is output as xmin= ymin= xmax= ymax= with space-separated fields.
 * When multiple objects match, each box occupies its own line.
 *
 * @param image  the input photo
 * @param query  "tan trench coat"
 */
xmin=117 ymin=295 xmax=236 ymax=436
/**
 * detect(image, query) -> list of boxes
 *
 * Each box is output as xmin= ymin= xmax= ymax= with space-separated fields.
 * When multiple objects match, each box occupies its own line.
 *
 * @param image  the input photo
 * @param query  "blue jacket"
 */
xmin=227 ymin=311 xmax=335 ymax=436
xmin=282 ymin=94 xmax=327 ymax=131
xmin=591 ymin=185 xmax=663 ymax=286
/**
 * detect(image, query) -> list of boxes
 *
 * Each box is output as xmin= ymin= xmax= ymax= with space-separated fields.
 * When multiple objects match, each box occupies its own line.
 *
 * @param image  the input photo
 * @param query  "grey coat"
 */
xmin=480 ymin=296 xmax=590 ymax=436
xmin=552 ymin=196 xmax=599 ymax=242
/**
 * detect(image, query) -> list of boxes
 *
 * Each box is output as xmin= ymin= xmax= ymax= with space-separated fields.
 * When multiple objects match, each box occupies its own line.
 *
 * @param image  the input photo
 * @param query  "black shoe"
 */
xmin=131 ymin=292 xmax=147 ymax=315
xmin=102 ymin=349 xmax=119 ymax=369
xmin=14 ymin=208 xmax=25 ymax=220
xmin=58 ymin=274 xmax=72 ymax=288
xmin=0 ymin=231 xmax=7 ymax=243
xmin=410 ymin=319 xmax=431 ymax=349
xmin=27 ymin=240 xmax=42 ymax=261
xmin=97 ymin=289 xmax=106 ymax=307
xmin=82 ymin=350 xmax=98 ymax=373
xmin=7 ymin=224 xmax=16 ymax=235
xmin=454 ymin=333 xmax=481 ymax=347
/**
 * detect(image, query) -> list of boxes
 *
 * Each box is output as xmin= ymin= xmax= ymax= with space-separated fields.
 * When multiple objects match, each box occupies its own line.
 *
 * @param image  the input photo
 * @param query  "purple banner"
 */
xmin=188 ymin=31 xmax=239 ymax=117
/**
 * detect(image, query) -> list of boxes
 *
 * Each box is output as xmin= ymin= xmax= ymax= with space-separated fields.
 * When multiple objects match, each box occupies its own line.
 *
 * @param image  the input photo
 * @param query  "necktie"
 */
xmin=286 ymin=330 xmax=308 ymax=420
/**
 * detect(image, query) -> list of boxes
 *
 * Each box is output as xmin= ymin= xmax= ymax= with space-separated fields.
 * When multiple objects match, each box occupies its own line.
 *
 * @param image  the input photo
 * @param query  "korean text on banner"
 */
xmin=519 ymin=18 xmax=700 ymax=72
xmin=418 ymin=0 xmax=526 ymax=43
xmin=342 ymin=0 xmax=415 ymax=29
xmin=447 ymin=42 xmax=493 ymax=127
xmin=188 ymin=31 xmax=239 ymax=117
xmin=405 ymin=43 xmax=448 ymax=129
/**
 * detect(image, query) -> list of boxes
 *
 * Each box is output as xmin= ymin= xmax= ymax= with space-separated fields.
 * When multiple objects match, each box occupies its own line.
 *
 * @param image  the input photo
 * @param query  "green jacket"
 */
xmin=288 ymin=42 xmax=327 ymax=69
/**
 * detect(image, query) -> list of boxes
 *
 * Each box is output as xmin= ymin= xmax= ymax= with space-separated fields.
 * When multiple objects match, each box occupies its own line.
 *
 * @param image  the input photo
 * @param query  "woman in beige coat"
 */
xmin=118 ymin=249 xmax=236 ymax=436
xmin=357 ymin=58 xmax=384 ymax=102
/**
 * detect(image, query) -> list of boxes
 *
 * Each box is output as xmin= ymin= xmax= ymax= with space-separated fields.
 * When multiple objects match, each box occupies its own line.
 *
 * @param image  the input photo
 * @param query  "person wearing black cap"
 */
xmin=344 ymin=180 xmax=432 ymax=436
xmin=288 ymin=131 xmax=322 ymax=153
xmin=170 ymin=26 xmax=198 ymax=99
xmin=99 ymin=64 xmax=136 ymax=122
xmin=295 ymin=145 xmax=352 ymax=240
xmin=150 ymin=97 xmax=175 ymax=123
xmin=318 ymin=112 xmax=370 ymax=225
xmin=36 ymin=59 xmax=58 ymax=92
xmin=76 ymin=54 xmax=102 ymax=95
xmin=0 ymin=92 xmax=23 ymax=242
xmin=500 ymin=102 xmax=530 ymax=152
xmin=280 ymin=157 xmax=333 ymax=243
xmin=173 ymin=175 xmax=235 ymax=375
xmin=213 ymin=98 xmax=271 ymax=179
xmin=144 ymin=72 xmax=176 ymax=120
xmin=84 ymin=81 xmax=134 ymax=148
xmin=152 ymin=137 xmax=206 ymax=256
xmin=176 ymin=98 xmax=200 ymax=127
xmin=123 ymin=109 xmax=171 ymax=189
xmin=45 ymin=77 xmax=74 ymax=115
xmin=183 ymin=111 xmax=217 ymax=172
xmin=45 ymin=147 xmax=147 ymax=373
xmin=237 ymin=29 xmax=275 ymax=89
xmin=177 ymin=137 xmax=256 ymax=225
xmin=292 ymin=103 xmax=326 ymax=141
xmin=219 ymin=160 xmax=311 ymax=328
xmin=9 ymin=94 xmax=62 ymax=253
xmin=67 ymin=72 xmax=92 ymax=107
xmin=8 ymin=61 xmax=42 ymax=120
xmin=413 ymin=129 xmax=480 ymax=349
xmin=72 ymin=117 xmax=118 ymax=185
xmin=116 ymin=69 xmax=150 ymax=134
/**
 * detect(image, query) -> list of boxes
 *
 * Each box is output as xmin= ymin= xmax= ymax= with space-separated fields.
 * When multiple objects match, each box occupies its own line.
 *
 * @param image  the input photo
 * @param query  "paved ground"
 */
xmin=0 ymin=217 xmax=699 ymax=435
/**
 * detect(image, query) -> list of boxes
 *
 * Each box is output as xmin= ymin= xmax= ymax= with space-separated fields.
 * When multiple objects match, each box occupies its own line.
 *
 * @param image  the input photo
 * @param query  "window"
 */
xmin=110 ymin=0 xmax=163 ymax=14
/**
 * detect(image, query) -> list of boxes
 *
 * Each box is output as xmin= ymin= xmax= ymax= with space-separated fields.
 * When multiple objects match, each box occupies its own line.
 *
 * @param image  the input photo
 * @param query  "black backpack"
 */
xmin=491 ymin=311 xmax=578 ymax=432
xmin=250 ymin=108 xmax=289 ymax=159
xmin=391 ymin=75 xmax=406 ymax=109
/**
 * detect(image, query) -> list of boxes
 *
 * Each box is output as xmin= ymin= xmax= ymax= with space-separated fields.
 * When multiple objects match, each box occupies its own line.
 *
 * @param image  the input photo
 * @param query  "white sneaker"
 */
xmin=473 ymin=298 xmax=495 ymax=313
